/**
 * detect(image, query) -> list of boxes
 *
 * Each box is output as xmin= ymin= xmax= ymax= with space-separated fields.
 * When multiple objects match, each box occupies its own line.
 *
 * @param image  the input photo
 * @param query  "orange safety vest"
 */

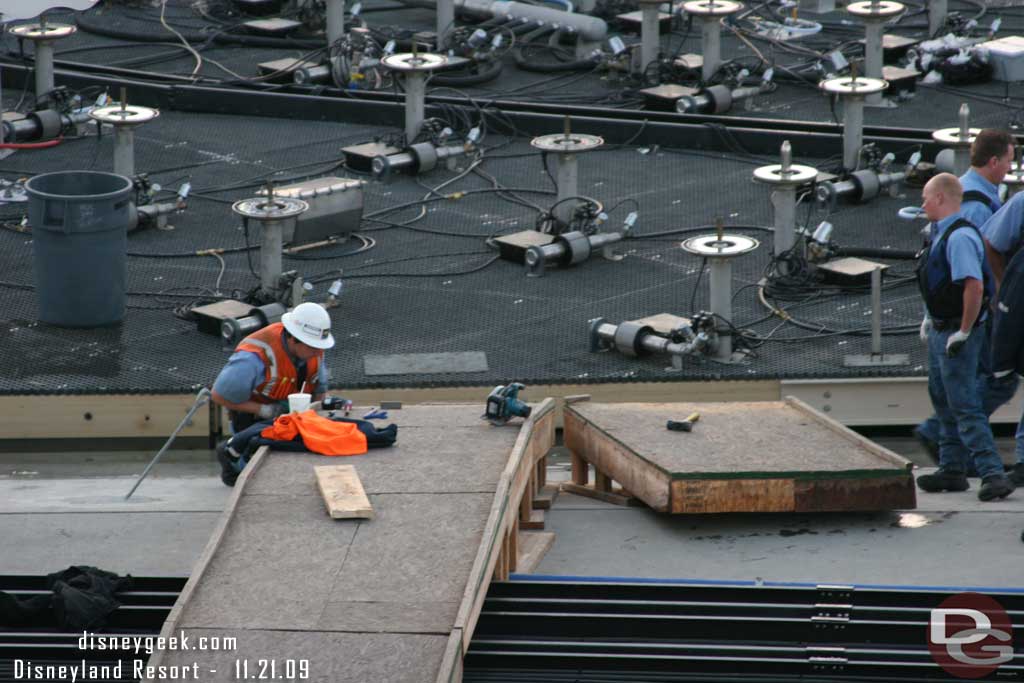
xmin=236 ymin=323 xmax=321 ymax=403
xmin=260 ymin=411 xmax=368 ymax=456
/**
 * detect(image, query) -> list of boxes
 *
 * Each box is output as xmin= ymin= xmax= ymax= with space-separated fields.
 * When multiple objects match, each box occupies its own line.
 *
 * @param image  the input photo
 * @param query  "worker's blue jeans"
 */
xmin=918 ymin=323 xmax=1019 ymax=461
xmin=927 ymin=327 xmax=1005 ymax=479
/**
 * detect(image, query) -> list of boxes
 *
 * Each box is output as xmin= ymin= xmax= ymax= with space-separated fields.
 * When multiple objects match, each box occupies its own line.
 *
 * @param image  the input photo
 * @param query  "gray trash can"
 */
xmin=26 ymin=171 xmax=134 ymax=327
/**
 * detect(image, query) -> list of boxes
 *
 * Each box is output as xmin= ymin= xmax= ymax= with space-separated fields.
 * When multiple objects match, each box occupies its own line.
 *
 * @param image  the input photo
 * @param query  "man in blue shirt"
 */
xmin=915 ymin=173 xmax=1015 ymax=501
xmin=915 ymin=130 xmax=1017 ymax=460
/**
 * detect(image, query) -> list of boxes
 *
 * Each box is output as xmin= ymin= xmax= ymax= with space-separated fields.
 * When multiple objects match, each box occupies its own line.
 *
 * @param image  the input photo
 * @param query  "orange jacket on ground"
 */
xmin=260 ymin=410 xmax=368 ymax=456
xmin=236 ymin=322 xmax=322 ymax=403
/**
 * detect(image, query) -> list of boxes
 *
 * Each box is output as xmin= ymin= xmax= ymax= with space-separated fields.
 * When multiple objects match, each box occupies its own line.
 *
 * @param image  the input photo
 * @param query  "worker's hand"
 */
xmin=919 ymin=317 xmax=931 ymax=344
xmin=257 ymin=402 xmax=285 ymax=420
xmin=946 ymin=329 xmax=971 ymax=358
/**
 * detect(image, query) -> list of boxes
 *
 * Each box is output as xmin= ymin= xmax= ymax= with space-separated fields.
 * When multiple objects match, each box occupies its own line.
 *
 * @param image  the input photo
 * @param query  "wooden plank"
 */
xmin=793 ymin=476 xmax=916 ymax=512
xmin=315 ymin=465 xmax=374 ymax=519
xmin=570 ymin=450 xmax=589 ymax=486
xmin=566 ymin=406 xmax=671 ymax=511
xmin=671 ymin=478 xmax=796 ymax=513
xmin=520 ymin=508 xmax=545 ymax=530
xmin=144 ymin=446 xmax=270 ymax=672
xmin=516 ymin=531 xmax=556 ymax=574
xmin=434 ymin=630 xmax=464 ymax=683
xmin=570 ymin=401 xmax=905 ymax=476
xmin=785 ymin=396 xmax=914 ymax=470
xmin=0 ymin=394 xmax=211 ymax=439
xmin=533 ymin=484 xmax=559 ymax=510
xmin=561 ymin=482 xmax=642 ymax=507
xmin=323 ymin=381 xmax=780 ymax=405
xmin=454 ymin=398 xmax=556 ymax=656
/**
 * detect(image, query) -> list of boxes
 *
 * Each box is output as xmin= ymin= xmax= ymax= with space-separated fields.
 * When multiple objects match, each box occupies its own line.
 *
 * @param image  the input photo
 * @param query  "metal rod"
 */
xmin=113 ymin=126 xmax=134 ymax=177
xmin=842 ymin=95 xmax=865 ymax=171
xmin=700 ymin=17 xmax=721 ymax=82
xmin=437 ymin=0 xmax=454 ymax=49
xmin=404 ymin=71 xmax=426 ymax=143
xmin=260 ymin=218 xmax=287 ymax=293
xmin=928 ymin=0 xmax=946 ymax=36
xmin=862 ymin=20 xmax=884 ymax=105
xmin=326 ymin=0 xmax=345 ymax=50
xmin=555 ymin=153 xmax=579 ymax=226
xmin=870 ymin=265 xmax=882 ymax=355
xmin=640 ymin=3 xmax=660 ymax=78
xmin=34 ymin=40 xmax=54 ymax=99
xmin=771 ymin=187 xmax=797 ymax=256
xmin=709 ymin=258 xmax=732 ymax=360
xmin=125 ymin=388 xmax=211 ymax=499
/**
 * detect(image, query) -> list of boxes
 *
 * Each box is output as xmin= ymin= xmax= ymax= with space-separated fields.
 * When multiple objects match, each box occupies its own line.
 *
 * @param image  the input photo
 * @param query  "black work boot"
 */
xmin=216 ymin=441 xmax=240 ymax=487
xmin=1009 ymin=463 xmax=1024 ymax=486
xmin=916 ymin=468 xmax=969 ymax=493
xmin=978 ymin=474 xmax=1015 ymax=501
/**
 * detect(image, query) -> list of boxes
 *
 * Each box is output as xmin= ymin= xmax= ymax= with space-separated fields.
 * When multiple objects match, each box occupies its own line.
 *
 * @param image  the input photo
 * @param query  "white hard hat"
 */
xmin=282 ymin=302 xmax=335 ymax=349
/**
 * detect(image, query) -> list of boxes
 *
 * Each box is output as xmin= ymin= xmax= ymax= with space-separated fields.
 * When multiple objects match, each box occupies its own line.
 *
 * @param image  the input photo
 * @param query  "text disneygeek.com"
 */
xmin=12 ymin=631 xmax=311 ymax=680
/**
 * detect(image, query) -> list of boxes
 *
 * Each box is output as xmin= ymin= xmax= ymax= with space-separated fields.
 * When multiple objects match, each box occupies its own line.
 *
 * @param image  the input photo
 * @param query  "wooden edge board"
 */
xmin=435 ymin=630 xmax=465 ymax=683
xmin=669 ymin=468 xmax=914 ymax=481
xmin=451 ymin=398 xmax=556 ymax=658
xmin=516 ymin=531 xmax=556 ymax=574
xmin=143 ymin=445 xmax=270 ymax=676
xmin=784 ymin=396 xmax=913 ymax=470
xmin=314 ymin=464 xmax=374 ymax=519
xmin=561 ymin=482 xmax=643 ymax=507
xmin=564 ymin=403 xmax=673 ymax=477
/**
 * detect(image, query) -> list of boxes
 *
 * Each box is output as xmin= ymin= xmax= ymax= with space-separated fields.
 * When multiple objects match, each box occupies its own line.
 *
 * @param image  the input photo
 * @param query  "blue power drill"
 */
xmin=483 ymin=383 xmax=532 ymax=425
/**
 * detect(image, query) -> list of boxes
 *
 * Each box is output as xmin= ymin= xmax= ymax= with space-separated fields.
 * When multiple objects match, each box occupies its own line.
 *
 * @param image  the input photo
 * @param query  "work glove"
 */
xmin=919 ymin=317 xmax=931 ymax=344
xmin=257 ymin=402 xmax=286 ymax=420
xmin=946 ymin=329 xmax=970 ymax=358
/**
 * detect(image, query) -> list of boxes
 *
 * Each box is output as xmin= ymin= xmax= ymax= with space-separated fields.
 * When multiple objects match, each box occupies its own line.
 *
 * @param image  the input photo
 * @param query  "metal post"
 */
xmin=928 ymin=0 xmax=946 ymax=36
xmin=260 ymin=218 xmax=285 ymax=294
xmin=34 ymin=40 xmax=54 ymax=98
xmin=437 ymin=0 xmax=454 ymax=49
xmin=870 ymin=265 xmax=882 ymax=355
xmin=863 ymin=20 xmax=884 ymax=105
xmin=842 ymin=96 xmax=864 ymax=171
xmin=640 ymin=3 xmax=660 ymax=77
xmin=554 ymin=153 xmax=579 ymax=226
xmin=700 ymin=17 xmax=721 ymax=82
xmin=771 ymin=187 xmax=797 ymax=256
xmin=709 ymin=258 xmax=732 ymax=360
xmin=404 ymin=71 xmax=426 ymax=143
xmin=325 ymin=0 xmax=345 ymax=49
xmin=113 ymin=126 xmax=134 ymax=178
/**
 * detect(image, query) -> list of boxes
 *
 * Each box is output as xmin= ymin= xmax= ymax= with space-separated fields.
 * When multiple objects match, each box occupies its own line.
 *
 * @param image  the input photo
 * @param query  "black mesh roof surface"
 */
xmin=0 ymin=101 xmax=930 ymax=395
xmin=2 ymin=0 xmax=1018 ymax=394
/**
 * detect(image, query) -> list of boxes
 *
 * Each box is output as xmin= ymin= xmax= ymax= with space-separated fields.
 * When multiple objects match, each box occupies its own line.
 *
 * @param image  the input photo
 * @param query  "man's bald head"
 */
xmin=922 ymin=173 xmax=963 ymax=222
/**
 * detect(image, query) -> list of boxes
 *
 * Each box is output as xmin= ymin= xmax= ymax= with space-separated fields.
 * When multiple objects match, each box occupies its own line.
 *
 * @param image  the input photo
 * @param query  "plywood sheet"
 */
xmin=316 ymin=464 xmax=373 ymax=519
xmin=155 ymin=629 xmax=447 ymax=683
xmin=328 ymin=493 xmax=493 ymax=605
xmin=176 ymin=494 xmax=360 ymax=630
xmin=570 ymin=401 xmax=904 ymax=477
xmin=245 ymin=426 xmax=518 ymax=496
xmin=316 ymin=601 xmax=458 ymax=633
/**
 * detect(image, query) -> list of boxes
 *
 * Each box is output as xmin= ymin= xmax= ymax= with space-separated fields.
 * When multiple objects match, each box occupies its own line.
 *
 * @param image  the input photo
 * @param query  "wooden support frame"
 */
xmin=438 ymin=398 xmax=557 ymax=683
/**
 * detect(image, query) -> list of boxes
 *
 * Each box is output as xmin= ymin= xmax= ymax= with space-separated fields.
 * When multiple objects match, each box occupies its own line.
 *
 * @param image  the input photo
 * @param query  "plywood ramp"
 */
xmin=145 ymin=402 xmax=556 ymax=683
xmin=564 ymin=397 xmax=915 ymax=514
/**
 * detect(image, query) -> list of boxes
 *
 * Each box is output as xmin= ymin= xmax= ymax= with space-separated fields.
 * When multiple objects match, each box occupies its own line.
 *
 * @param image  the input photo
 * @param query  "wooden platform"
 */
xmin=145 ymin=402 xmax=556 ymax=683
xmin=563 ymin=397 xmax=916 ymax=514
